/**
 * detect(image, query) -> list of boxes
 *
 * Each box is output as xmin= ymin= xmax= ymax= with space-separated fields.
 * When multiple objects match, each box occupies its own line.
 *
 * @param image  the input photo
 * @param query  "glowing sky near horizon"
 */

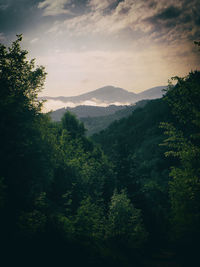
xmin=0 ymin=0 xmax=200 ymax=97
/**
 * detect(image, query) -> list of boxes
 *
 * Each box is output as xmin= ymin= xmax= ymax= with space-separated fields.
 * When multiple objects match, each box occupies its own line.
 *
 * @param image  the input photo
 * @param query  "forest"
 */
xmin=0 ymin=36 xmax=200 ymax=266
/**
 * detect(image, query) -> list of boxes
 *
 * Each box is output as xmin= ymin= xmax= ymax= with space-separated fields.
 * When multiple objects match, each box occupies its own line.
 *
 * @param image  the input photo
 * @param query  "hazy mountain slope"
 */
xmin=42 ymin=85 xmax=166 ymax=107
xmin=44 ymin=86 xmax=137 ymax=103
xmin=50 ymin=105 xmax=125 ymax=121
xmin=137 ymin=86 xmax=166 ymax=100
xmin=91 ymin=98 xmax=174 ymax=245
xmin=81 ymin=100 xmax=149 ymax=136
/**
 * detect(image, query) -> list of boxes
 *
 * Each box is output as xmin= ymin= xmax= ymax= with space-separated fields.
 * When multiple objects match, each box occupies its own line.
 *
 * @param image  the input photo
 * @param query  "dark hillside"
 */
xmin=81 ymin=100 xmax=149 ymax=135
xmin=50 ymin=104 xmax=125 ymax=121
xmin=1 ymin=37 xmax=200 ymax=267
xmin=92 ymin=99 xmax=175 ymax=241
xmin=92 ymin=71 xmax=200 ymax=266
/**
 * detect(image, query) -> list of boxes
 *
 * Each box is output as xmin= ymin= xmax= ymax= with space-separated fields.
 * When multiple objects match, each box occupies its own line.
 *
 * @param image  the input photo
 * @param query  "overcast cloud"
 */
xmin=0 ymin=0 xmax=199 ymax=97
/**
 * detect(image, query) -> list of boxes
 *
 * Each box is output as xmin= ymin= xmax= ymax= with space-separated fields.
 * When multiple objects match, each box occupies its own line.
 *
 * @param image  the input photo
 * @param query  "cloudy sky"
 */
xmin=0 ymin=0 xmax=200 ymax=97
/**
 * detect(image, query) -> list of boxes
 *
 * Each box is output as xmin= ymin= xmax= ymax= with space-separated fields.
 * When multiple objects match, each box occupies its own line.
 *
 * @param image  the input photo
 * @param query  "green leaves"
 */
xmin=161 ymin=71 xmax=200 ymax=241
xmin=61 ymin=111 xmax=85 ymax=138
xmin=74 ymin=197 xmax=104 ymax=240
xmin=0 ymin=35 xmax=46 ymax=113
xmin=106 ymin=190 xmax=147 ymax=248
xmin=18 ymin=209 xmax=47 ymax=238
xmin=164 ymin=71 xmax=200 ymax=129
xmin=0 ymin=36 xmax=49 ymax=239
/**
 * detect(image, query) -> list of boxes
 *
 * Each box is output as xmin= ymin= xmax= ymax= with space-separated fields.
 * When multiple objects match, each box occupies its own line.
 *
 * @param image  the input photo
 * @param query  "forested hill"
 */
xmin=51 ymin=100 xmax=149 ymax=136
xmin=92 ymin=98 xmax=172 ymax=154
xmin=92 ymin=98 xmax=174 ymax=239
xmin=92 ymin=71 xmax=200 ymax=266
xmin=1 ymin=36 xmax=200 ymax=267
xmin=81 ymin=100 xmax=149 ymax=136
xmin=50 ymin=104 xmax=125 ymax=121
xmin=42 ymin=85 xmax=165 ymax=106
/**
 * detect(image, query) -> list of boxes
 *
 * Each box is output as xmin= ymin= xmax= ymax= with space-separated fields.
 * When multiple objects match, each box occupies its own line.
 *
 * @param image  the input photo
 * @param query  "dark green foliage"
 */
xmin=0 ymin=36 xmax=119 ymax=267
xmin=1 ymin=36 xmax=199 ymax=267
xmin=106 ymin=190 xmax=147 ymax=248
xmin=161 ymin=72 xmax=200 ymax=259
xmin=92 ymin=98 xmax=173 ymax=242
xmin=81 ymin=100 xmax=149 ymax=136
xmin=0 ymin=35 xmax=48 ymax=232
xmin=93 ymin=70 xmax=200 ymax=266
xmin=50 ymin=104 xmax=125 ymax=121
xmin=61 ymin=110 xmax=86 ymax=138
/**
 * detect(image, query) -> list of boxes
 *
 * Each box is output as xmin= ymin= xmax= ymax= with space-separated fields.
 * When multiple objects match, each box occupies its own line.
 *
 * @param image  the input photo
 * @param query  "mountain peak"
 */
xmin=82 ymin=85 xmax=132 ymax=95
xmin=41 ymin=85 xmax=166 ymax=111
xmin=81 ymin=85 xmax=136 ymax=99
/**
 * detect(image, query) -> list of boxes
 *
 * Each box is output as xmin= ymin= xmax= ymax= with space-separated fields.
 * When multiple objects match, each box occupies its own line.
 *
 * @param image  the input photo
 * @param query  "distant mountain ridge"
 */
xmin=48 ymin=84 xmax=167 ymax=135
xmin=50 ymin=100 xmax=150 ymax=135
xmin=80 ymin=100 xmax=149 ymax=136
xmin=41 ymin=85 xmax=166 ymax=108
xmin=50 ymin=105 xmax=125 ymax=121
xmin=43 ymin=86 xmax=136 ymax=103
xmin=137 ymin=86 xmax=167 ymax=99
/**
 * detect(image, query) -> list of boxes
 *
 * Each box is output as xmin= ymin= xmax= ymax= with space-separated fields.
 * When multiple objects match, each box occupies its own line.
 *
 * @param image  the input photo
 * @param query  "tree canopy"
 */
xmin=1 ymin=36 xmax=200 ymax=267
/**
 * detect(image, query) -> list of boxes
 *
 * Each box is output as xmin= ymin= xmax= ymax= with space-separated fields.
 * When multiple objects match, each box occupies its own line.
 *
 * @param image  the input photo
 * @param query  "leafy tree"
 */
xmin=56 ymin=119 xmax=115 ymax=208
xmin=61 ymin=111 xmax=85 ymax=138
xmin=0 ymin=34 xmax=45 ymax=115
xmin=18 ymin=209 xmax=47 ymax=238
xmin=106 ymin=190 xmax=147 ymax=248
xmin=161 ymin=71 xmax=200 ymax=242
xmin=0 ymin=34 xmax=46 ymax=186
xmin=0 ymin=35 xmax=48 ymax=240
xmin=93 ymin=99 xmax=173 ymax=241
xmin=74 ymin=197 xmax=105 ymax=241
xmin=0 ymin=177 xmax=6 ymax=210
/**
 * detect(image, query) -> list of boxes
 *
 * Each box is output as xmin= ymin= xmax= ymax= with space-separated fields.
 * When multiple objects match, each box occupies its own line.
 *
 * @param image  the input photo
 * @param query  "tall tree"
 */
xmin=0 ymin=35 xmax=47 ymax=237
xmin=106 ymin=190 xmax=147 ymax=248
xmin=161 ymin=71 xmax=200 ymax=242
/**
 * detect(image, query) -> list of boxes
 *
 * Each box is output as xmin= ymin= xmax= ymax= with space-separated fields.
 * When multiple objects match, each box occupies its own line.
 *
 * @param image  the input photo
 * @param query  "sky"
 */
xmin=0 ymin=0 xmax=200 ymax=97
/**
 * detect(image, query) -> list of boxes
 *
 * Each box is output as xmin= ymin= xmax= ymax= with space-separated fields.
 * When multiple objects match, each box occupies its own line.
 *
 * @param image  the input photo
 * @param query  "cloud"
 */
xmin=0 ymin=32 xmax=6 ymax=42
xmin=42 ymin=98 xmax=132 ymax=112
xmin=155 ymin=5 xmax=181 ymax=20
xmin=12 ymin=0 xmax=198 ymax=98
xmin=88 ymin=0 xmax=117 ymax=12
xmin=48 ymin=0 xmax=199 ymax=45
xmin=146 ymin=1 xmax=200 ymax=37
xmin=61 ymin=0 xmax=149 ymax=35
xmin=38 ymin=39 xmax=198 ymax=99
xmin=81 ymin=79 xmax=90 ymax=84
xmin=1 ymin=0 xmax=199 ymax=100
xmin=30 ymin=37 xmax=39 ymax=44
xmin=0 ymin=4 xmax=9 ymax=10
xmin=42 ymin=99 xmax=76 ymax=112
xmin=38 ymin=0 xmax=72 ymax=16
